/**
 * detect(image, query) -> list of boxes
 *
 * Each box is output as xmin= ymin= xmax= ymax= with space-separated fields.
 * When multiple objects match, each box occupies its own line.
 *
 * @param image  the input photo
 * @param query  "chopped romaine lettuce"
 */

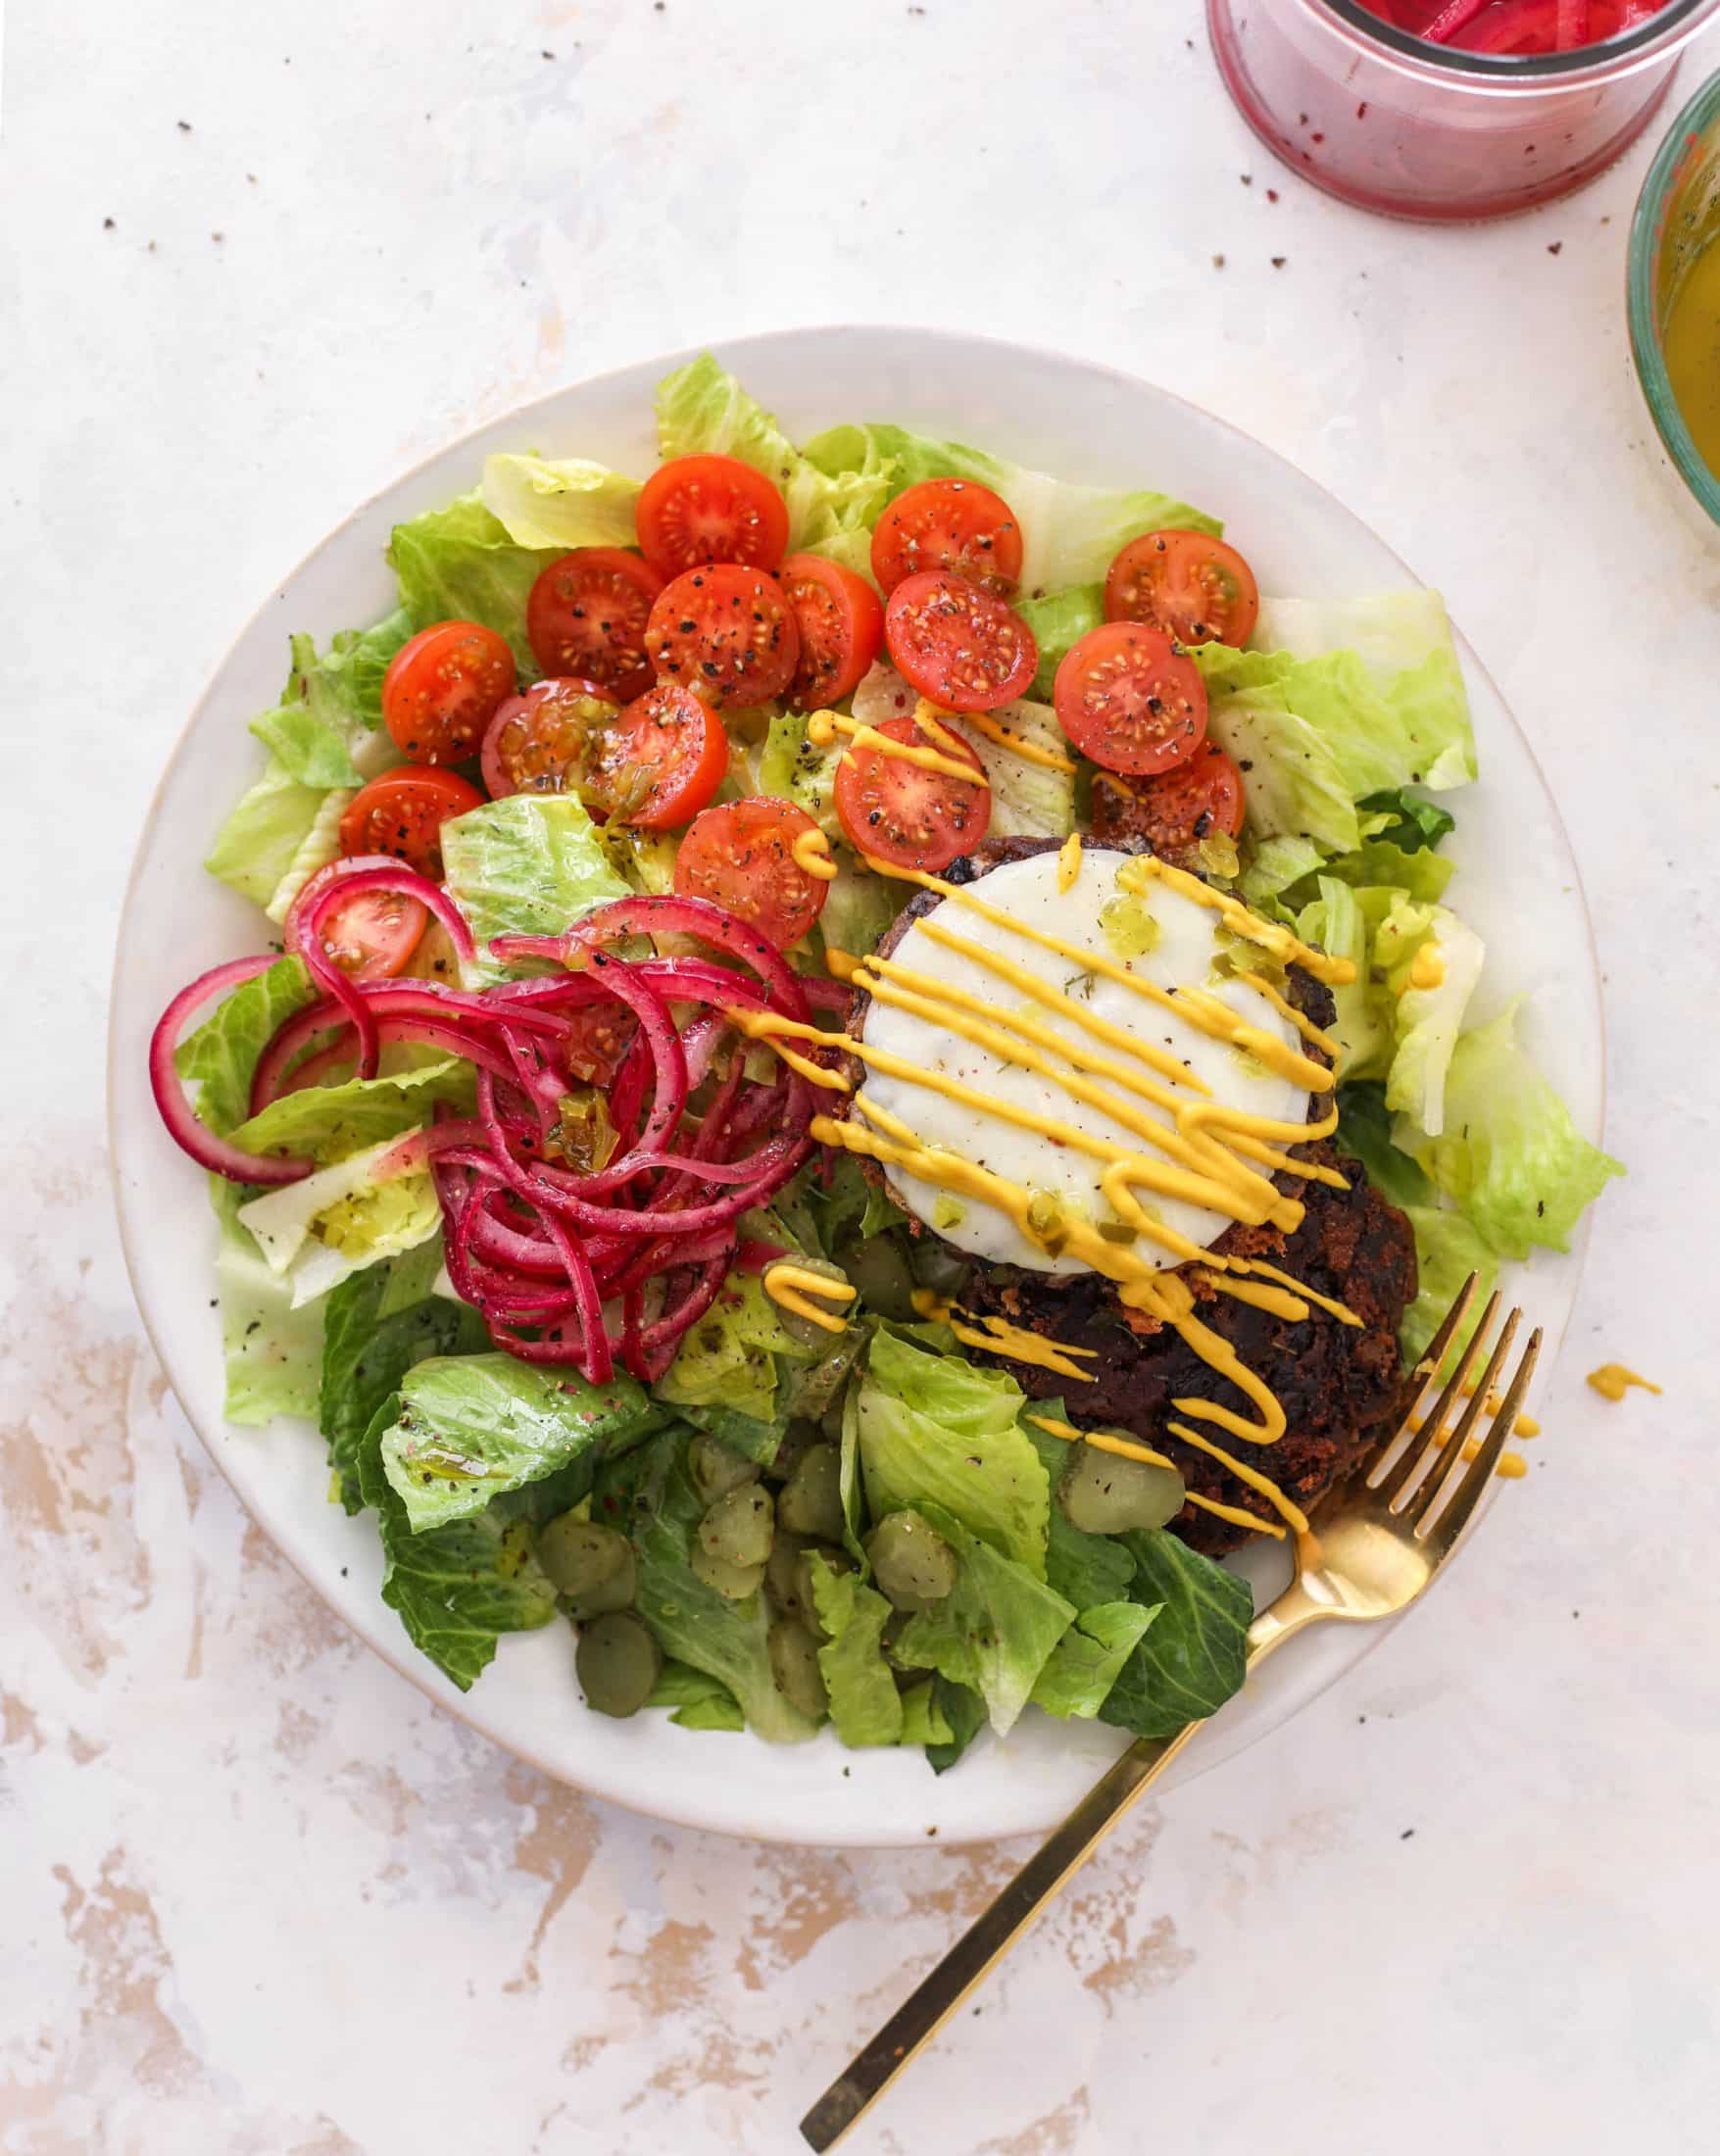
xmin=1030 ymin=1600 xmax=1157 ymax=1720
xmin=356 ymin=1397 xmax=559 ymax=1690
xmin=204 ymin=760 xmax=333 ymax=908
xmin=1098 ymin=1529 xmax=1252 ymax=1740
xmin=1014 ymin=584 xmax=1104 ymax=702
xmin=1198 ymin=659 xmax=1361 ymax=855
xmin=802 ymin=420 xmax=1220 ymax=592
xmin=231 ymin=1056 xmax=474 ymax=1164
xmin=376 ymin=1352 xmax=654 ymax=1535
xmin=440 ymin=792 xmax=629 ymax=975
xmin=656 ymin=1273 xmax=815 ymax=1433
xmin=480 ymin=452 xmax=643 ymax=551
xmin=1395 ymin=1000 xmax=1622 ymax=1259
xmin=251 ymin=614 xmax=415 ymax=787
xmin=1400 ymin=1204 xmax=1500 ymax=1372
xmin=647 ymin=1660 xmax=747 ymax=1733
xmin=656 ymin=354 xmax=892 ymax=550
xmin=387 ymin=493 xmax=557 ymax=677
xmin=809 ymin=1556 xmax=905 ymax=1746
xmin=263 ymin=784 xmax=356 ymax=926
xmin=175 ymin=956 xmax=318 ymax=1134
xmin=237 ymin=1134 xmax=443 ymax=1307
xmin=319 ymin=1259 xmax=488 ymax=1513
xmin=1355 ymin=787 xmax=1456 ymax=854
xmin=888 ymin=1501 xmax=1074 ymax=1737
xmin=212 ymin=1179 xmax=327 ymax=1425
xmin=925 ymin=1673 xmax=988 ymax=1772
xmin=856 ymin=1328 xmax=1052 ymax=1577
xmin=1378 ymin=901 xmax=1485 ymax=1138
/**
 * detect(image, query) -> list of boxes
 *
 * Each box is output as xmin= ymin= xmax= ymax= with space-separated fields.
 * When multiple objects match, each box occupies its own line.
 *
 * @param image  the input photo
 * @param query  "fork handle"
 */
xmin=799 ymin=1720 xmax=1202 ymax=2152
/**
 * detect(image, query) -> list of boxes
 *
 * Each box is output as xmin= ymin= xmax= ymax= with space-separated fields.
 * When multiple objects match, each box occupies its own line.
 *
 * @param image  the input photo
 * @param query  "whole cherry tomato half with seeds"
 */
xmin=480 ymin=677 xmax=619 ymax=800
xmin=1104 ymin=530 xmax=1260 ymax=650
xmin=779 ymin=553 xmax=885 ymax=710
xmin=634 ymin=454 xmax=791 ymax=577
xmin=870 ymin=477 xmax=1023 ymax=596
xmin=644 ymin=564 xmax=800 ymax=709
xmin=1089 ymin=743 xmax=1246 ymax=858
xmin=338 ymin=767 xmax=485 ymax=880
xmin=673 ymin=797 xmax=832 ymax=948
xmin=582 ymin=682 xmax=728 ymax=830
xmin=1053 ymin=620 xmax=1207 ymax=778
xmin=883 ymin=570 xmax=1037 ymax=712
xmin=525 ymin=548 xmax=663 ymax=703
xmin=834 ymin=711 xmax=991 ymax=874
xmin=380 ymin=621 xmax=516 ymax=764
xmin=288 ymin=858 xmax=428 ymax=983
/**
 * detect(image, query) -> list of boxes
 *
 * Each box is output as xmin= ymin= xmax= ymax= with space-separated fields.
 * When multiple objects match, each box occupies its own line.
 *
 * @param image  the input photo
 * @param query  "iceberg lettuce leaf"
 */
xmin=856 ymin=1327 xmax=1052 ymax=1576
xmin=376 ymin=1352 xmax=654 ymax=1535
xmin=809 ymin=1556 xmax=905 ymax=1747
xmin=387 ymin=493 xmax=558 ymax=677
xmin=440 ymin=793 xmax=629 ymax=974
xmin=481 ymin=452 xmax=643 ymax=552
xmin=1394 ymin=1001 xmax=1622 ymax=1259
xmin=889 ymin=1502 xmax=1074 ymax=1737
xmin=1098 ymin=1529 xmax=1252 ymax=1740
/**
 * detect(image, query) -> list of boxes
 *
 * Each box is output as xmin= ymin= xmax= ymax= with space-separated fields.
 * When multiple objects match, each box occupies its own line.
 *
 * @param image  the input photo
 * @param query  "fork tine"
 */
xmin=1396 ymin=1272 xmax=1480 ymax=1428
xmin=1401 ymin=1305 xmax=1522 ymax=1528
xmin=1419 ymin=1325 xmax=1542 ymax=1558
xmin=1375 ymin=1288 xmax=1501 ymax=1507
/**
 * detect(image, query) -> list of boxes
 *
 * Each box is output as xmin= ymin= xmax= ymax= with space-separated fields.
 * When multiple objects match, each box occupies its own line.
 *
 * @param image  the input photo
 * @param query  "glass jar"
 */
xmin=1628 ymin=65 xmax=1720 ymax=523
xmin=1208 ymin=0 xmax=1720 ymax=220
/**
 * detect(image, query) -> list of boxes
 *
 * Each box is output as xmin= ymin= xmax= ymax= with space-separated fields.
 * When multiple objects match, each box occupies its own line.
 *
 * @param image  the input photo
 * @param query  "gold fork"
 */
xmin=801 ymin=1277 xmax=1540 ymax=2152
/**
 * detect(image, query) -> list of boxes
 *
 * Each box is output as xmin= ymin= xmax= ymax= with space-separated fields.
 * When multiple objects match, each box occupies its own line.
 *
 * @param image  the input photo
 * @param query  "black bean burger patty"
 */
xmin=843 ymin=836 xmax=1418 ymax=1556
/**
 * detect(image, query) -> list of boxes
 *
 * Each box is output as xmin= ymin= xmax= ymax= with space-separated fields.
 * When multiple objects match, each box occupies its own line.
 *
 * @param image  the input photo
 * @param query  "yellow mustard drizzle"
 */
xmin=789 ymin=826 xmax=839 ymax=882
xmin=1586 ymin=1363 xmax=1661 ymax=1402
xmin=910 ymin=1291 xmax=1097 ymax=1383
xmin=1114 ymin=854 xmax=1356 ymax=988
xmin=1057 ymin=832 xmax=1083 ymax=893
xmin=822 ymin=945 xmax=861 ymax=985
xmin=861 ymin=857 xmax=1337 ymax=1092
xmin=762 ymin=1262 xmax=857 ymax=1335
xmin=806 ymin=709 xmax=988 ymax=788
xmin=754 ymin=851 xmax=1362 ymax=1530
xmin=952 ymin=704 xmax=1079 ymax=776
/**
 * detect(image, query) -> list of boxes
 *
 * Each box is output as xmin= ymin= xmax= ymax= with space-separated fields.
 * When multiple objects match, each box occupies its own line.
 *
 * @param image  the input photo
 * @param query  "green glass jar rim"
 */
xmin=1318 ymin=0 xmax=1719 ymax=81
xmin=1627 ymin=63 xmax=1720 ymax=526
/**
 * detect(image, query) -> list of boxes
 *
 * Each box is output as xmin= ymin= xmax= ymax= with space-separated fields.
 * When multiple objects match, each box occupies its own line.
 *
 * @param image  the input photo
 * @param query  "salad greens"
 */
xmin=173 ymin=352 xmax=1621 ymax=1771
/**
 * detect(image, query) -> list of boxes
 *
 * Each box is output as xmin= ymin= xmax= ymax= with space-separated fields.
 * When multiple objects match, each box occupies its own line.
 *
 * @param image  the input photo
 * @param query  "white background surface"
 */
xmin=4 ymin=4 xmax=1718 ymax=2152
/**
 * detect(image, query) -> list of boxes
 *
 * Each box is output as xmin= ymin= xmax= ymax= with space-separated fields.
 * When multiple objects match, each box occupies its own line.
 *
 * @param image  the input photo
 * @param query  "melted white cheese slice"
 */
xmin=859 ymin=848 xmax=1310 ymax=1275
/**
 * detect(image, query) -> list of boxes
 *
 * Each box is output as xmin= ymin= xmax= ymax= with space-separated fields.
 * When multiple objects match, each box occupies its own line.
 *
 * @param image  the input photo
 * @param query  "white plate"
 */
xmin=109 ymin=327 xmax=1604 ymax=1848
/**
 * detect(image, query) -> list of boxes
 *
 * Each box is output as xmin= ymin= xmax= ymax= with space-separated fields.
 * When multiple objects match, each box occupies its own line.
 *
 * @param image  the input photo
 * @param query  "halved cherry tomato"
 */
xmin=644 ymin=564 xmax=800 ymax=709
xmin=1089 ymin=745 xmax=1246 ymax=858
xmin=525 ymin=548 xmax=663 ymax=702
xmin=883 ymin=571 xmax=1038 ymax=713
xmin=834 ymin=711 xmax=990 ymax=874
xmin=583 ymin=682 xmax=728 ymax=829
xmin=338 ymin=767 xmax=485 ymax=879
xmin=673 ymin=798 xmax=831 ymax=947
xmin=780 ymin=554 xmax=886 ymax=711
xmin=1104 ymin=530 xmax=1260 ymax=649
xmin=869 ymin=478 xmax=1024 ymax=596
xmin=480 ymin=677 xmax=619 ymax=799
xmin=1053 ymin=621 xmax=1207 ymax=777
xmin=635 ymin=454 xmax=791 ymax=578
xmin=381 ymin=621 xmax=516 ymax=764
xmin=290 ymin=858 xmax=428 ymax=983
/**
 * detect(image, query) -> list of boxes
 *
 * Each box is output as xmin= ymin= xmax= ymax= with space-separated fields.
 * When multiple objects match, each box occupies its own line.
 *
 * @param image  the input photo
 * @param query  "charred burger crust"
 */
xmin=833 ymin=837 xmax=1409 ymax=1556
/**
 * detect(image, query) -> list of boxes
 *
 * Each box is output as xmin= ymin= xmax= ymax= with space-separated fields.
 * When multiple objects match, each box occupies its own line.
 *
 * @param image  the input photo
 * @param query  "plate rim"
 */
xmin=107 ymin=323 xmax=1606 ymax=1846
